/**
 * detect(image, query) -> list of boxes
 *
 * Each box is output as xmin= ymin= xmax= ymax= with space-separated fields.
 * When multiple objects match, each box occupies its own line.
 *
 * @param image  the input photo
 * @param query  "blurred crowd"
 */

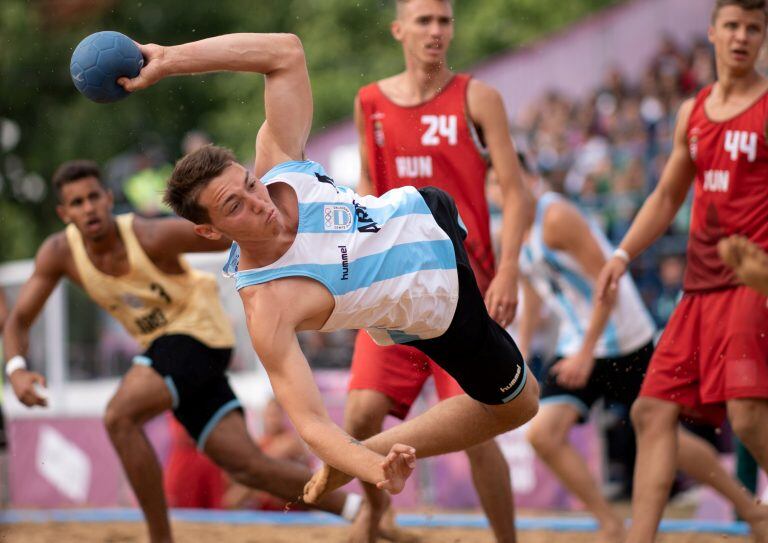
xmin=500 ymin=35 xmax=727 ymax=329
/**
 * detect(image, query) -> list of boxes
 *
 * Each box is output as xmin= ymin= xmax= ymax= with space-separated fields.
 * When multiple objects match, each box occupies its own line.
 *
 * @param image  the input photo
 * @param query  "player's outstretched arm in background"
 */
xmin=352 ymin=93 xmax=375 ymax=197
xmin=596 ymin=98 xmax=696 ymax=301
xmin=3 ymin=236 xmax=69 ymax=407
xmin=517 ymin=276 xmax=543 ymax=361
xmin=542 ymin=202 xmax=618 ymax=389
xmin=118 ymin=33 xmax=312 ymax=176
xmin=241 ymin=282 xmax=416 ymax=494
xmin=468 ymin=81 xmax=533 ymax=327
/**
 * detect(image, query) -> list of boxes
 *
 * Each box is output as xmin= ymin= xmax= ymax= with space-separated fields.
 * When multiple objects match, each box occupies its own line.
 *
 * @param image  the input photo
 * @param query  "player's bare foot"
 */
xmin=349 ymin=487 xmax=420 ymax=543
xmin=379 ymin=504 xmax=421 ymax=543
xmin=376 ymin=444 xmax=416 ymax=495
xmin=718 ymin=236 xmax=768 ymax=295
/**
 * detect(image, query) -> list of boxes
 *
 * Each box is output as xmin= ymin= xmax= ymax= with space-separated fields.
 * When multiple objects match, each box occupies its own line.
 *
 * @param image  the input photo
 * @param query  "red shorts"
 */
xmin=348 ymin=330 xmax=464 ymax=419
xmin=640 ymin=286 xmax=768 ymax=425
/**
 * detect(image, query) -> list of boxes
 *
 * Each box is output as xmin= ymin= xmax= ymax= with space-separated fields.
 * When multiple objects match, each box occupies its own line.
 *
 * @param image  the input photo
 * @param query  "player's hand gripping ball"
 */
xmin=70 ymin=31 xmax=144 ymax=103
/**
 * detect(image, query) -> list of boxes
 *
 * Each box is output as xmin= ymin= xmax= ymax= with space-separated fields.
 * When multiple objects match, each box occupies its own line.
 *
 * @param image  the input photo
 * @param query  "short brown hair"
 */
xmin=712 ymin=0 xmax=768 ymax=23
xmin=52 ymin=160 xmax=104 ymax=200
xmin=396 ymin=0 xmax=452 ymax=18
xmin=164 ymin=144 xmax=236 ymax=224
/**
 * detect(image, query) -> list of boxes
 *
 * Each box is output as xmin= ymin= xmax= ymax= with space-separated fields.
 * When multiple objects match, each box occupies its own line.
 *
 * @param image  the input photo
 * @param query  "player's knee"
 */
xmin=103 ymin=403 xmax=136 ymax=438
xmin=630 ymin=398 xmax=662 ymax=434
xmin=728 ymin=401 xmax=763 ymax=439
xmin=526 ymin=424 xmax=552 ymax=456
xmin=344 ymin=392 xmax=389 ymax=438
xmin=464 ymin=439 xmax=502 ymax=464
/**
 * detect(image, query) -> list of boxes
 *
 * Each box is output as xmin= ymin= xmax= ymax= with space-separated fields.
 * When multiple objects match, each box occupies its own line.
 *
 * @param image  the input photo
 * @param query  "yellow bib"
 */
xmin=66 ymin=214 xmax=234 ymax=349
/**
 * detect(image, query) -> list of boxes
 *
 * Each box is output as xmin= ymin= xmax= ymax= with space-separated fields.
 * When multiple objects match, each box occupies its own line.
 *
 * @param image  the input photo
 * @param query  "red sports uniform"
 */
xmin=349 ymin=74 xmax=494 ymax=418
xmin=640 ymin=84 xmax=768 ymax=424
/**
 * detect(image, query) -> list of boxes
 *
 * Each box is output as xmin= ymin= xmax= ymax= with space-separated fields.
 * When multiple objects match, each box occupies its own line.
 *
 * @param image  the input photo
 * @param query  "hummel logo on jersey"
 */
xmin=499 ymin=365 xmax=522 ymax=394
xmin=338 ymin=245 xmax=349 ymax=280
xmin=724 ymin=130 xmax=757 ymax=162
xmin=353 ymin=200 xmax=381 ymax=233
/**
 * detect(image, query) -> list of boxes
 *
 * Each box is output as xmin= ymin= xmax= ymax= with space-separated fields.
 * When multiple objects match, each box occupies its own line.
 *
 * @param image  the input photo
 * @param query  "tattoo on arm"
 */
xmin=348 ymin=437 xmax=363 ymax=446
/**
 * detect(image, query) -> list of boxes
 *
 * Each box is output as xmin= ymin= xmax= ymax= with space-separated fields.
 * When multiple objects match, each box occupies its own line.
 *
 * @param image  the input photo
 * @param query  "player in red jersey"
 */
xmin=597 ymin=1 xmax=768 ymax=541
xmin=345 ymin=0 xmax=531 ymax=541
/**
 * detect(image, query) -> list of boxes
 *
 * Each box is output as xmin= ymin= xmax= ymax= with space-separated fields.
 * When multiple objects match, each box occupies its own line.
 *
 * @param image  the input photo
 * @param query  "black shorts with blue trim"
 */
xmin=134 ymin=334 xmax=241 ymax=449
xmin=404 ymin=187 xmax=528 ymax=406
xmin=540 ymin=341 xmax=653 ymax=423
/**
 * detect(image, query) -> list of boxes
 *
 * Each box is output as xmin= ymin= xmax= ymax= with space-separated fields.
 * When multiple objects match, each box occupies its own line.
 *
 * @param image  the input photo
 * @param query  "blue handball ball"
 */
xmin=70 ymin=31 xmax=144 ymax=103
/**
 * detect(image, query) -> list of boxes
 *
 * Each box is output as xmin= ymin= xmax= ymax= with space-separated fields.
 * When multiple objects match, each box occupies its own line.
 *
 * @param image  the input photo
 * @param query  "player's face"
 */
xmin=56 ymin=177 xmax=114 ymax=240
xmin=393 ymin=0 xmax=454 ymax=66
xmin=709 ymin=6 xmax=767 ymax=73
xmin=196 ymin=163 xmax=281 ymax=243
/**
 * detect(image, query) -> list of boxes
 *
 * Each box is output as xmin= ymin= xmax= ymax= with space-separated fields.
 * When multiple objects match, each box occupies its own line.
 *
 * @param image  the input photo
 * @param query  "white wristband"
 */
xmin=5 ymin=355 xmax=28 ymax=378
xmin=613 ymin=248 xmax=631 ymax=264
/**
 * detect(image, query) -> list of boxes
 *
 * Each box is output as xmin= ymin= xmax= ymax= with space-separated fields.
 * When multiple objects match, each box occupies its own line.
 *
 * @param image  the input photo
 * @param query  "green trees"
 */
xmin=0 ymin=0 xmax=617 ymax=260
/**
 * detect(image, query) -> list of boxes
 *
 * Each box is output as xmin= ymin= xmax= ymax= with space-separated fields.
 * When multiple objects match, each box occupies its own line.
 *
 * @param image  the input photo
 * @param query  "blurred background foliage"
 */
xmin=0 ymin=0 xmax=617 ymax=260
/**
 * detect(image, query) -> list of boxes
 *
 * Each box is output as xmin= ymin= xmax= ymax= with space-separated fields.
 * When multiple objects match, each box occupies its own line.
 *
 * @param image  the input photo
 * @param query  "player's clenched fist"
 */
xmin=10 ymin=369 xmax=48 ymax=408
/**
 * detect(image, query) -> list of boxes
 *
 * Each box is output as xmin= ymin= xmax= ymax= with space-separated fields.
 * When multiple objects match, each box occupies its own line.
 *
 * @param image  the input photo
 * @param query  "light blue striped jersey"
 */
xmin=519 ymin=192 xmax=656 ymax=358
xmin=222 ymin=160 xmax=459 ymax=345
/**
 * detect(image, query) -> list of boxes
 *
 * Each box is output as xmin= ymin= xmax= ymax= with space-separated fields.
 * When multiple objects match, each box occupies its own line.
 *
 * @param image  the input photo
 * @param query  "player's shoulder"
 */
xmin=678 ymin=97 xmax=697 ymax=123
xmin=467 ymin=78 xmax=506 ymax=121
xmin=36 ymin=231 xmax=72 ymax=274
xmin=540 ymin=196 xmax=589 ymax=246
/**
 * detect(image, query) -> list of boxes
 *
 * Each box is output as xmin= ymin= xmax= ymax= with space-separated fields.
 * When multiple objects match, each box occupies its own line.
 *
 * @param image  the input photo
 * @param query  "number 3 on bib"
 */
xmin=421 ymin=115 xmax=458 ymax=146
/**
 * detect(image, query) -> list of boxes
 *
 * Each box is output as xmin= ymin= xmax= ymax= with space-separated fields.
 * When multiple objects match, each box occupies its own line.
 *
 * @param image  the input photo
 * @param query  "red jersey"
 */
xmin=685 ymin=84 xmax=768 ymax=292
xmin=358 ymin=74 xmax=495 ymax=293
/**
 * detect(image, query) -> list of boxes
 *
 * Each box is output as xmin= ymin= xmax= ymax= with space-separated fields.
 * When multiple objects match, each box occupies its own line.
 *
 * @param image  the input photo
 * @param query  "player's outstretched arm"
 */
xmin=543 ymin=202 xmax=617 ymax=389
xmin=118 ymin=33 xmax=312 ymax=169
xmin=596 ymin=98 xmax=697 ymax=302
xmin=3 ymin=236 xmax=68 ymax=407
xmin=137 ymin=216 xmax=231 ymax=257
xmin=469 ymin=80 xmax=533 ymax=326
xmin=242 ymin=284 xmax=415 ymax=492
xmin=353 ymin=93 xmax=375 ymax=197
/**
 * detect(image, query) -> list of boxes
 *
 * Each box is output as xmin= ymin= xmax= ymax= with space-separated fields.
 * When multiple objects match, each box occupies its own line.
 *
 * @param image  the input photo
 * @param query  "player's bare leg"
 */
xmin=677 ymin=426 xmax=768 ymax=543
xmin=103 ymin=365 xmax=175 ymax=543
xmin=527 ymin=404 xmax=624 ymax=543
xmin=718 ymin=236 xmax=768 ymax=295
xmin=304 ymin=375 xmax=538 ymax=503
xmin=728 ymin=397 xmax=768 ymax=542
xmin=625 ymin=397 xmax=679 ymax=543
xmin=344 ymin=390 xmax=419 ymax=543
xmin=203 ymin=410 xmax=349 ymax=514
xmin=465 ymin=440 xmax=517 ymax=543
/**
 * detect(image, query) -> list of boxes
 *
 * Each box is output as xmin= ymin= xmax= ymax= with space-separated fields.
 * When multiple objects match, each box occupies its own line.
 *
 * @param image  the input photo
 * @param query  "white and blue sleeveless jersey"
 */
xmin=519 ymin=192 xmax=656 ymax=358
xmin=222 ymin=160 xmax=459 ymax=345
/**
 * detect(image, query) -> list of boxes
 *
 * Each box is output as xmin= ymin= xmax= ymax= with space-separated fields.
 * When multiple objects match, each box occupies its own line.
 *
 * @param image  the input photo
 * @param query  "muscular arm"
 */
xmin=242 ymin=282 xmax=393 ymax=487
xmin=3 ymin=236 xmax=68 ymax=406
xmin=597 ymin=99 xmax=696 ymax=300
xmin=517 ymin=276 xmax=543 ymax=360
xmin=544 ymin=203 xmax=616 ymax=387
xmin=138 ymin=216 xmax=232 ymax=255
xmin=468 ymin=80 xmax=533 ymax=325
xmin=120 ymin=33 xmax=312 ymax=175
xmin=353 ymin=92 xmax=374 ymax=197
